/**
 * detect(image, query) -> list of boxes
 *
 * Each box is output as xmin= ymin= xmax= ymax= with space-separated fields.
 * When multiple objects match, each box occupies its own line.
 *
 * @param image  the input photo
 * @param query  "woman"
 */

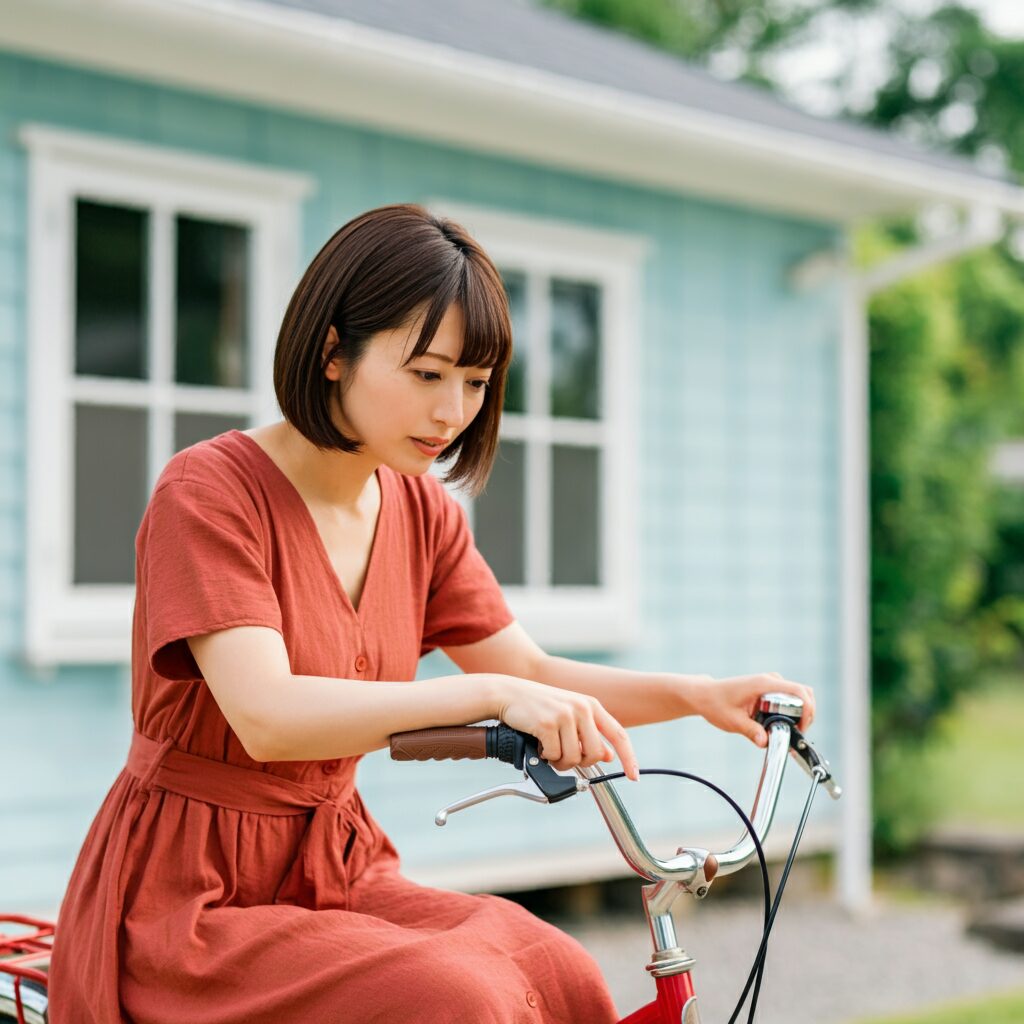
xmin=49 ymin=203 xmax=815 ymax=1024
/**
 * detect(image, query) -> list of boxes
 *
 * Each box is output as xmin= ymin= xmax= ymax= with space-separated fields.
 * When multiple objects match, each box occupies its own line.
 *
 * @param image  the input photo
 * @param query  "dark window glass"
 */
xmin=473 ymin=440 xmax=526 ymax=586
xmin=551 ymin=444 xmax=600 ymax=586
xmin=75 ymin=200 xmax=148 ymax=379
xmin=174 ymin=412 xmax=250 ymax=452
xmin=74 ymin=404 xmax=148 ymax=584
xmin=550 ymin=279 xmax=601 ymax=420
xmin=501 ymin=270 xmax=528 ymax=413
xmin=175 ymin=216 xmax=249 ymax=388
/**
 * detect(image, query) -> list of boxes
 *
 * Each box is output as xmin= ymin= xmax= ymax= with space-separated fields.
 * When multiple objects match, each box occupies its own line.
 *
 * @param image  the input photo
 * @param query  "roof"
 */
xmin=5 ymin=0 xmax=1024 ymax=222
xmin=271 ymin=0 xmax=1008 ymax=187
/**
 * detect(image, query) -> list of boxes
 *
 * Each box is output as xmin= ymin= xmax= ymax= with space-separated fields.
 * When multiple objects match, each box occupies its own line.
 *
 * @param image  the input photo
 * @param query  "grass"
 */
xmin=852 ymin=989 xmax=1024 ymax=1023
xmin=916 ymin=670 xmax=1024 ymax=828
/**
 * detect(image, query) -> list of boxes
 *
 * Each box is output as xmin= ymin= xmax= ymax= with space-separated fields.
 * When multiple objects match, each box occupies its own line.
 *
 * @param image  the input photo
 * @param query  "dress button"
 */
xmin=321 ymin=760 xmax=339 ymax=775
xmin=525 ymin=991 xmax=538 ymax=1008
xmin=354 ymin=654 xmax=369 ymax=672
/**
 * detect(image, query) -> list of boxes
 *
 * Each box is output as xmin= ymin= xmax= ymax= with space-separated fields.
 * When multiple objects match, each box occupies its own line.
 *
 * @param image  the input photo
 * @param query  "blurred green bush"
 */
xmin=864 ymin=223 xmax=1024 ymax=852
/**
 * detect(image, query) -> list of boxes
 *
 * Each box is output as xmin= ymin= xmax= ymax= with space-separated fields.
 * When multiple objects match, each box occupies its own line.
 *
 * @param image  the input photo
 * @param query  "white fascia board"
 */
xmin=5 ymin=0 xmax=1024 ymax=225
xmin=19 ymin=124 xmax=316 ymax=202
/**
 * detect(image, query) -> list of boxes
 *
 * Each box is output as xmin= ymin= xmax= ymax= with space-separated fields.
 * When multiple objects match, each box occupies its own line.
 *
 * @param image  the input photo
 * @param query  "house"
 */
xmin=2 ymin=0 xmax=1022 ymax=916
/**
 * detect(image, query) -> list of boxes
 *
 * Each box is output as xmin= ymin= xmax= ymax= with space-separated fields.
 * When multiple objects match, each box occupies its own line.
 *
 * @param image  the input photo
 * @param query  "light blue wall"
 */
xmin=0 ymin=50 xmax=842 ymax=914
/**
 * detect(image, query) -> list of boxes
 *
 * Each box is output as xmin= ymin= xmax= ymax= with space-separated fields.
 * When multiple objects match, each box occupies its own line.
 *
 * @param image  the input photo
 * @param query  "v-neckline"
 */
xmin=231 ymin=429 xmax=389 ymax=619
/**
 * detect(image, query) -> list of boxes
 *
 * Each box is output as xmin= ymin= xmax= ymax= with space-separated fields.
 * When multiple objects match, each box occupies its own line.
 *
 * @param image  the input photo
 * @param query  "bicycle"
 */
xmin=388 ymin=691 xmax=841 ymax=1024
xmin=0 ymin=691 xmax=840 ymax=1024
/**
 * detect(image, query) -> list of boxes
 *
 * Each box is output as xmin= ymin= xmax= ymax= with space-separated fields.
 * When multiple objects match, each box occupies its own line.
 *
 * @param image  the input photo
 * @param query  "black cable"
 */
xmin=587 ymin=767 xmax=823 ymax=1022
xmin=587 ymin=768 xmax=770 ymax=1023
xmin=731 ymin=771 xmax=824 ymax=1018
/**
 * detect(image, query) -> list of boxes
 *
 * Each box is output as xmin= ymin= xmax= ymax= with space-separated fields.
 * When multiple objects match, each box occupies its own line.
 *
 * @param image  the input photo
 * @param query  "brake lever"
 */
xmin=434 ymin=778 xmax=550 ymax=825
xmin=787 ymin=724 xmax=842 ymax=800
xmin=434 ymin=734 xmax=587 ymax=825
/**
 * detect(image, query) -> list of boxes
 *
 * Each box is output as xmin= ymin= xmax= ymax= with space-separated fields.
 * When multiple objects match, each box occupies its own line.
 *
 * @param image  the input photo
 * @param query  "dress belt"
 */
xmin=121 ymin=729 xmax=375 ymax=912
xmin=126 ymin=729 xmax=356 ymax=815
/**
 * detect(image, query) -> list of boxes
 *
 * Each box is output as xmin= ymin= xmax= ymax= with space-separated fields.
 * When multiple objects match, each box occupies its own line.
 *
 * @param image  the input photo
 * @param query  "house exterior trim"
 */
xmin=20 ymin=124 xmax=309 ymax=666
xmin=5 ymin=0 xmax=1024 ymax=223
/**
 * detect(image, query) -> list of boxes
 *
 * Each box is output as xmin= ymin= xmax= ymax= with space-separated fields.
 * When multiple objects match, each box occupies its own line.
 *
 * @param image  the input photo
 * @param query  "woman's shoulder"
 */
xmin=384 ymin=467 xmax=459 ymax=522
xmin=151 ymin=431 xmax=261 ymax=510
xmin=383 ymin=468 xmax=471 ymax=564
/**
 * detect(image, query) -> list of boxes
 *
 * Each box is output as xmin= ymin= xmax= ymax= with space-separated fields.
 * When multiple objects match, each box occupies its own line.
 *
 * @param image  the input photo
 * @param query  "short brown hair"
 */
xmin=274 ymin=203 xmax=512 ymax=495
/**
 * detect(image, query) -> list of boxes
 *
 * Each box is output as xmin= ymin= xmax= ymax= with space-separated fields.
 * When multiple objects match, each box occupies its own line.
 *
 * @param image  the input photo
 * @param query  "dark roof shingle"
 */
xmin=266 ymin=0 xmax=1007 ymax=184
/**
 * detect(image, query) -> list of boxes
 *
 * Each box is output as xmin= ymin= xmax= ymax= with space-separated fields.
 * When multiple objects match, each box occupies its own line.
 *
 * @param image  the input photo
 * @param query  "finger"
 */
xmin=556 ymin=721 xmax=580 ymax=771
xmin=577 ymin=703 xmax=613 ymax=769
xmin=771 ymin=676 xmax=814 ymax=731
xmin=593 ymin=706 xmax=639 ymax=781
xmin=743 ymin=716 xmax=768 ymax=748
xmin=783 ymin=679 xmax=814 ymax=731
xmin=802 ymin=685 xmax=816 ymax=730
xmin=536 ymin=727 xmax=561 ymax=766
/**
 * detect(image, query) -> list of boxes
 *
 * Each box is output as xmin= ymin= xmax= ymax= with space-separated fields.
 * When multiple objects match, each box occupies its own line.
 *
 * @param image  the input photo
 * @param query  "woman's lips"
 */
xmin=410 ymin=437 xmax=447 ymax=456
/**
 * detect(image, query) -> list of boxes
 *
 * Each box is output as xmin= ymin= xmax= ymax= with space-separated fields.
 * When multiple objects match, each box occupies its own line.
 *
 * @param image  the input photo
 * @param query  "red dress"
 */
xmin=49 ymin=430 xmax=619 ymax=1024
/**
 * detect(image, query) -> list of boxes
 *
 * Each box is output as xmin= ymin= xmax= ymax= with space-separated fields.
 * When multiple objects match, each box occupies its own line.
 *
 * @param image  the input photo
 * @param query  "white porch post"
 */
xmin=838 ymin=237 xmax=874 ymax=913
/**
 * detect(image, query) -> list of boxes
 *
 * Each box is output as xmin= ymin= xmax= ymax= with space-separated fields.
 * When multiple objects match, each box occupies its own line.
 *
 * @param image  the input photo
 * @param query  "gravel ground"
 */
xmin=558 ymin=894 xmax=1024 ymax=1023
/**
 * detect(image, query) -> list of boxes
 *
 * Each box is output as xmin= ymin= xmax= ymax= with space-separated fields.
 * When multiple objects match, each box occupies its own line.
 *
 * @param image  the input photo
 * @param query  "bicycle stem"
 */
xmin=575 ymin=717 xmax=796 ymax=974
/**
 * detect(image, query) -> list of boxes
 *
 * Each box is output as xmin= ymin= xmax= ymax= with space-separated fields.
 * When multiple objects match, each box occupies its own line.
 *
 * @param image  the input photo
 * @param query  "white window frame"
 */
xmin=20 ymin=125 xmax=313 ymax=667
xmin=429 ymin=201 xmax=648 ymax=651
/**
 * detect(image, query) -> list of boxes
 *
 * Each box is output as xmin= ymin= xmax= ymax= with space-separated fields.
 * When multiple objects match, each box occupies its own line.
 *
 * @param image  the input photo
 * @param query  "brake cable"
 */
xmin=588 ymin=766 xmax=825 ymax=1023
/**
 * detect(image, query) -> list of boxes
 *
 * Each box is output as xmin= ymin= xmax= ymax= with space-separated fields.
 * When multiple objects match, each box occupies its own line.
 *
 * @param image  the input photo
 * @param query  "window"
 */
xmin=430 ymin=202 xmax=648 ymax=651
xmin=21 ymin=126 xmax=312 ymax=666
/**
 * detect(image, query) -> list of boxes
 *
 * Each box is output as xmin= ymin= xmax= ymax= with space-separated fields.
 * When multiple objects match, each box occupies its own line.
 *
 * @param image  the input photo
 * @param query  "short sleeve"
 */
xmin=140 ymin=478 xmax=283 ymax=680
xmin=420 ymin=487 xmax=514 ymax=654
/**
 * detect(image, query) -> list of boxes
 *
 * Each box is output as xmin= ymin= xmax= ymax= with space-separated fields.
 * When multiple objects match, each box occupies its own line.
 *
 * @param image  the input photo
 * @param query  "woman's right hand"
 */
xmin=492 ymin=676 xmax=640 ymax=781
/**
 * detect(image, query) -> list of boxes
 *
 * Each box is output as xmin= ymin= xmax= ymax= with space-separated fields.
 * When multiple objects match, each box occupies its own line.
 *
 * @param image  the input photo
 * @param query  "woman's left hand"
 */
xmin=685 ymin=673 xmax=815 ymax=747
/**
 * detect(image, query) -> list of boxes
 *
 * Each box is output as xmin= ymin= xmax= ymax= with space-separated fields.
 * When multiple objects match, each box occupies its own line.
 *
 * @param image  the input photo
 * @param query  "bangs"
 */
xmin=405 ymin=255 xmax=513 ymax=372
xmin=275 ymin=202 xmax=510 ymax=495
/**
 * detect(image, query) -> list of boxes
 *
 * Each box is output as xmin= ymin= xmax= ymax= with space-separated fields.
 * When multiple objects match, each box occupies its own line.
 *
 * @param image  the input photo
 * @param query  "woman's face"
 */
xmin=323 ymin=302 xmax=493 ymax=476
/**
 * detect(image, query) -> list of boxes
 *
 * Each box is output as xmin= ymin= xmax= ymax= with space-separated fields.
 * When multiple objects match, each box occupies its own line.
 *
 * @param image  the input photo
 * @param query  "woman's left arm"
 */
xmin=445 ymin=621 xmax=815 ymax=748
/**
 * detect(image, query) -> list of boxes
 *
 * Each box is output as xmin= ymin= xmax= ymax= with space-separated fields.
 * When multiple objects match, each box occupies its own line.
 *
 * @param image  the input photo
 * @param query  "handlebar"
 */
xmin=389 ymin=692 xmax=840 ymax=893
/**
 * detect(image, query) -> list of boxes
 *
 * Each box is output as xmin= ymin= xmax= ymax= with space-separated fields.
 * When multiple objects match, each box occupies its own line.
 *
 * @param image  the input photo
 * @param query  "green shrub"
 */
xmin=865 ymin=224 xmax=1024 ymax=852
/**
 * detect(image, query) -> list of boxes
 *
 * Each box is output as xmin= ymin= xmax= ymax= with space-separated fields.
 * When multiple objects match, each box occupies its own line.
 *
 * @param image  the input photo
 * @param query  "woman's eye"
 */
xmin=415 ymin=370 xmax=442 ymax=382
xmin=469 ymin=379 xmax=490 ymax=392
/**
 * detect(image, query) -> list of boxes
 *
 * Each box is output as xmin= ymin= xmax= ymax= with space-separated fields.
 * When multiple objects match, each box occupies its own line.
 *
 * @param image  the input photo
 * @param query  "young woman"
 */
xmin=49 ymin=204 xmax=815 ymax=1024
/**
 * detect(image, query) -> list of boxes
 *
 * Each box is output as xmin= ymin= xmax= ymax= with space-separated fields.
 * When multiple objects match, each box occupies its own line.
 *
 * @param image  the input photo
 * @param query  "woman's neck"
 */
xmin=251 ymin=420 xmax=380 ymax=512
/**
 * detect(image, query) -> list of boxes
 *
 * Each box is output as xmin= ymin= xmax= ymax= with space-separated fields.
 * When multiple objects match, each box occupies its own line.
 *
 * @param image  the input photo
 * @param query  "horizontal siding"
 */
xmin=0 ymin=48 xmax=842 ymax=914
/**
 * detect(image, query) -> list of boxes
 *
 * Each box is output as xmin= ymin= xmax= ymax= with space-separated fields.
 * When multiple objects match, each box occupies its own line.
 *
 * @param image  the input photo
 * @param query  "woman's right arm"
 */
xmin=187 ymin=626 xmax=637 ymax=776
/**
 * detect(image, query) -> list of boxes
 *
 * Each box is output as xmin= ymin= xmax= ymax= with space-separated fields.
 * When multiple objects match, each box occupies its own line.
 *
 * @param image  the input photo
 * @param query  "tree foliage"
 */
xmin=863 ymin=226 xmax=1024 ymax=847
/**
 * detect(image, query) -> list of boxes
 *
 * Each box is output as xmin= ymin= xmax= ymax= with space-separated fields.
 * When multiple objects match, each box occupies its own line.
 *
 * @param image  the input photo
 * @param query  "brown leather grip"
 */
xmin=390 ymin=727 xmax=488 ymax=761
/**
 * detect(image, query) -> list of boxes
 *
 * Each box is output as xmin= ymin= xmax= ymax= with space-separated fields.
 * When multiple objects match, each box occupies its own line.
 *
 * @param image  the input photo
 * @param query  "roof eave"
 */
xmin=4 ymin=0 xmax=1024 ymax=224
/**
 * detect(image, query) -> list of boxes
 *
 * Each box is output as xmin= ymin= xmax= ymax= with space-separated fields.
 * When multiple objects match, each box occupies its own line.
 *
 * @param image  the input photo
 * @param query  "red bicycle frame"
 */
xmin=619 ymin=973 xmax=698 ymax=1023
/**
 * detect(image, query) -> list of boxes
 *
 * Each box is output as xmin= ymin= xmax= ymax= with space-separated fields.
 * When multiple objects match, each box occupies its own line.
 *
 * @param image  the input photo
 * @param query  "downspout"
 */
xmin=793 ymin=204 xmax=1006 ymax=913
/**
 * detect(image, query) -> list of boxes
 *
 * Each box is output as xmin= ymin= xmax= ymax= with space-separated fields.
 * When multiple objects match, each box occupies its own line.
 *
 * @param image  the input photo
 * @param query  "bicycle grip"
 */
xmin=390 ymin=726 xmax=489 ymax=761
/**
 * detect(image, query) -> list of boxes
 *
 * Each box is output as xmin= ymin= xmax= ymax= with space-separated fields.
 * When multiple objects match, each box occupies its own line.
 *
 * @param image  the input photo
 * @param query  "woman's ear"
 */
xmin=321 ymin=325 xmax=344 ymax=382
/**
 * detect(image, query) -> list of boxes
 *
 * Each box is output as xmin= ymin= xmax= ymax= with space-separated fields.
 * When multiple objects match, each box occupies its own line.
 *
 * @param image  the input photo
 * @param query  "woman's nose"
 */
xmin=433 ymin=386 xmax=464 ymax=430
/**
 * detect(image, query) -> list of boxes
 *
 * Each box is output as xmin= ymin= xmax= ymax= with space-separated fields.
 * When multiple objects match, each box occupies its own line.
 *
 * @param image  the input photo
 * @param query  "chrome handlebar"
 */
xmin=395 ymin=692 xmax=841 ymax=977
xmin=412 ymin=692 xmax=841 ymax=896
xmin=575 ymin=716 xmax=799 ymax=892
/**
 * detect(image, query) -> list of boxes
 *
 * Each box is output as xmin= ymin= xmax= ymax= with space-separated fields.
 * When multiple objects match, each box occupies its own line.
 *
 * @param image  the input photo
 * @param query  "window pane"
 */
xmin=552 ymin=445 xmax=600 ymax=586
xmin=473 ymin=440 xmax=526 ymax=586
xmin=174 ymin=412 xmax=250 ymax=452
xmin=75 ymin=200 xmax=148 ymax=379
xmin=501 ymin=270 xmax=527 ymax=413
xmin=175 ymin=216 xmax=249 ymax=388
xmin=550 ymin=279 xmax=601 ymax=420
xmin=74 ymin=404 xmax=148 ymax=585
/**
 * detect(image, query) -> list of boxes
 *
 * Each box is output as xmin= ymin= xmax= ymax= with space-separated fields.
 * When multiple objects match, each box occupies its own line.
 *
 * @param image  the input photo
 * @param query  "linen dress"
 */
xmin=48 ymin=429 xmax=619 ymax=1024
